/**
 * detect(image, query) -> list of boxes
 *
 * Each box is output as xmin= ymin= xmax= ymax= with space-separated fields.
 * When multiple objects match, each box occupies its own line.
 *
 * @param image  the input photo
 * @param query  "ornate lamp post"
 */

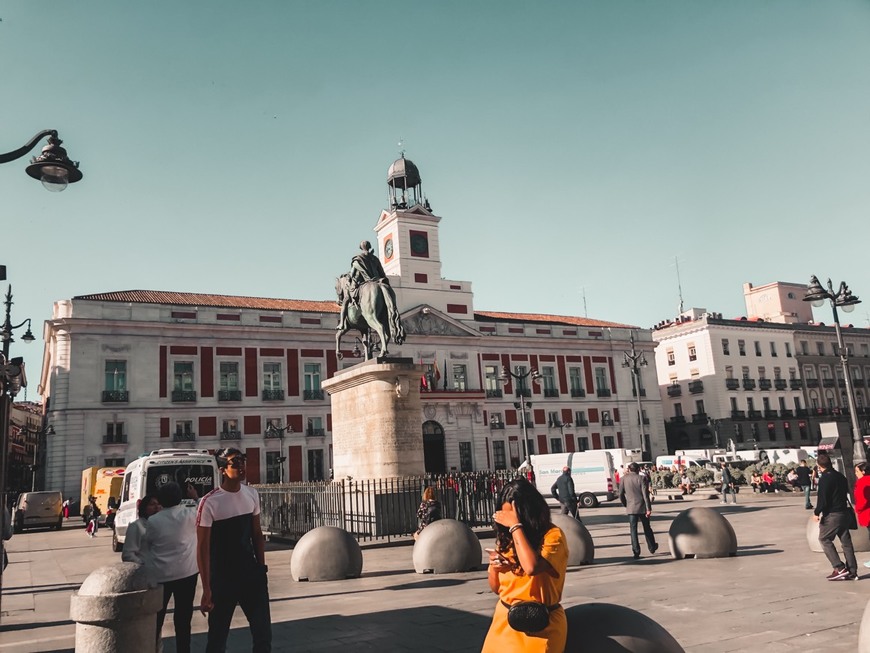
xmin=621 ymin=331 xmax=649 ymax=459
xmin=1 ymin=130 xmax=83 ymax=191
xmin=499 ymin=366 xmax=541 ymax=466
xmin=265 ymin=422 xmax=294 ymax=482
xmin=803 ymin=275 xmax=864 ymax=465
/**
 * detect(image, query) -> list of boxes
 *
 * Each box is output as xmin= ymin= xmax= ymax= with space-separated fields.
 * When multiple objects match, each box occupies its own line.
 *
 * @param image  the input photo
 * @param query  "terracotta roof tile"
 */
xmin=474 ymin=310 xmax=637 ymax=329
xmin=73 ymin=290 xmax=339 ymax=313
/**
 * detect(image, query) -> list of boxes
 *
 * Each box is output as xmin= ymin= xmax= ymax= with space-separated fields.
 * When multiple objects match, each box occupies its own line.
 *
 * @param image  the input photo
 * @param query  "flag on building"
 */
xmin=420 ymin=358 xmax=428 ymax=391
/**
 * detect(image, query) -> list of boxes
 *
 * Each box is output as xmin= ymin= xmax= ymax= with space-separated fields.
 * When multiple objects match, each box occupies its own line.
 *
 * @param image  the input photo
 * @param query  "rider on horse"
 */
xmin=337 ymin=240 xmax=390 ymax=332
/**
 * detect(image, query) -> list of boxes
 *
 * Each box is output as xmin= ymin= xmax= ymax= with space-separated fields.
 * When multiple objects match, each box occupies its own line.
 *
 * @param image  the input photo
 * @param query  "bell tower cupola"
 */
xmin=387 ymin=155 xmax=430 ymax=211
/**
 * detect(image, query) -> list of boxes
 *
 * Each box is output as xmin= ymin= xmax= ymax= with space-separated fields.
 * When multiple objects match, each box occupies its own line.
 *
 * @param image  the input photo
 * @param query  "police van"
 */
xmin=112 ymin=449 xmax=219 ymax=553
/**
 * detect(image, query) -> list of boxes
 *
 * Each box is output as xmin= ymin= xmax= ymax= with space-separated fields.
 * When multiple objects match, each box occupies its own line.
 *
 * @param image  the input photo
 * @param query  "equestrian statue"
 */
xmin=335 ymin=240 xmax=405 ymax=360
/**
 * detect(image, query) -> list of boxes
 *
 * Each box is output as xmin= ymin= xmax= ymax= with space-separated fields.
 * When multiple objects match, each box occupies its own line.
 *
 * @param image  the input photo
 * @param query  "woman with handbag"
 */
xmin=482 ymin=477 xmax=568 ymax=652
xmin=854 ymin=463 xmax=870 ymax=568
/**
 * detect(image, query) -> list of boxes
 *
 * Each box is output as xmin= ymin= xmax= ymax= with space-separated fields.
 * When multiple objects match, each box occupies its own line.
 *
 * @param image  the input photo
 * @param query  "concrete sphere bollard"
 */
xmin=668 ymin=507 xmax=737 ymax=559
xmin=551 ymin=515 xmax=595 ymax=566
xmin=858 ymin=596 xmax=870 ymax=653
xmin=413 ymin=519 xmax=481 ymax=574
xmin=806 ymin=514 xmax=870 ymax=553
xmin=291 ymin=526 xmax=363 ymax=581
xmin=69 ymin=562 xmax=163 ymax=653
xmin=564 ymin=603 xmax=685 ymax=653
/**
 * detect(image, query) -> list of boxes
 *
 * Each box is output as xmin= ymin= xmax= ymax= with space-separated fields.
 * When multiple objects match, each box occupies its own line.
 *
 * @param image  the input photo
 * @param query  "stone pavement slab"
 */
xmin=0 ymin=491 xmax=866 ymax=652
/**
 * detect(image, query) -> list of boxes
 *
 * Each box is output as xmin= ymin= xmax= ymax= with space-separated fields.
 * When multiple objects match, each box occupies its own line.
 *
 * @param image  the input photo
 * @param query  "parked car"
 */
xmin=13 ymin=491 xmax=63 ymax=533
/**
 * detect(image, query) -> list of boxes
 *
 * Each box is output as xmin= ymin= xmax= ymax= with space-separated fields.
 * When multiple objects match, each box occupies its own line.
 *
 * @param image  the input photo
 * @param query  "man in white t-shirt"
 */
xmin=196 ymin=448 xmax=271 ymax=652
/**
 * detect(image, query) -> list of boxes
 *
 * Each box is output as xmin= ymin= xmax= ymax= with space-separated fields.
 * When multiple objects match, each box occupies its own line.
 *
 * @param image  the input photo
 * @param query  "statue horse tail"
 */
xmin=380 ymin=283 xmax=405 ymax=345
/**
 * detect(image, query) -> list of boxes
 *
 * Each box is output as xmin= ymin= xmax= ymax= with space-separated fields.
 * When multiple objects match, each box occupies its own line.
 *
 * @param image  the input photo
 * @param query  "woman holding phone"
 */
xmin=482 ymin=477 xmax=568 ymax=652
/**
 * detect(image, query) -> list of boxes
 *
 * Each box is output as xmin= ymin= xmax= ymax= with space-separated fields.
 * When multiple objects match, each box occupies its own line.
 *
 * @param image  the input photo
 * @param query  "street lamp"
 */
xmin=498 ymin=366 xmax=541 ymax=466
xmin=803 ymin=275 xmax=864 ymax=465
xmin=265 ymin=422 xmax=294 ymax=483
xmin=622 ymin=331 xmax=649 ymax=459
xmin=18 ymin=424 xmax=55 ymax=492
xmin=1 ymin=130 xmax=83 ymax=192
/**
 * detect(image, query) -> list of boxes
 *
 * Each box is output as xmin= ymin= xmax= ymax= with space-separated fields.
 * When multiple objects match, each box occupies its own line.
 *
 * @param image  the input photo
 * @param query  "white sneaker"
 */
xmin=863 ymin=560 xmax=870 ymax=569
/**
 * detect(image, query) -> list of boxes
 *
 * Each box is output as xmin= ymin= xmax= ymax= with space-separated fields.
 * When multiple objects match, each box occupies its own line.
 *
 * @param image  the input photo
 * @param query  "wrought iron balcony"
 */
xmin=264 ymin=429 xmax=285 ymax=439
xmin=262 ymin=388 xmax=284 ymax=401
xmin=667 ymin=384 xmax=682 ymax=397
xmin=805 ymin=378 xmax=819 ymax=388
xmin=725 ymin=379 xmax=740 ymax=390
xmin=489 ymin=422 xmax=505 ymax=430
xmin=304 ymin=389 xmax=325 ymax=400
xmin=596 ymin=388 xmax=611 ymax=398
xmin=780 ymin=409 xmax=793 ymax=418
xmin=691 ymin=413 xmax=708 ymax=424
xmin=102 ymin=434 xmax=127 ymax=444
xmin=758 ymin=379 xmax=772 ymax=391
xmin=218 ymin=389 xmax=242 ymax=402
xmin=515 ymin=389 xmax=532 ymax=398
xmin=731 ymin=410 xmax=746 ymax=420
xmin=101 ymin=390 xmax=129 ymax=403
xmin=822 ymin=378 xmax=835 ymax=388
xmin=796 ymin=408 xmax=809 ymax=417
xmin=764 ymin=410 xmax=778 ymax=418
xmin=742 ymin=378 xmax=756 ymax=390
xmin=774 ymin=379 xmax=787 ymax=390
xmin=548 ymin=420 xmax=563 ymax=428
xmin=789 ymin=379 xmax=803 ymax=390
xmin=748 ymin=410 xmax=761 ymax=419
xmin=307 ymin=428 xmax=325 ymax=437
xmin=486 ymin=389 xmax=503 ymax=399
xmin=171 ymin=390 xmax=197 ymax=403
xmin=688 ymin=380 xmax=704 ymax=394
xmin=838 ymin=379 xmax=847 ymax=388
xmin=220 ymin=430 xmax=241 ymax=440
xmin=543 ymin=388 xmax=560 ymax=398
xmin=853 ymin=378 xmax=866 ymax=388
xmin=575 ymin=418 xmax=589 ymax=427
xmin=520 ymin=419 xmax=534 ymax=428
xmin=632 ymin=388 xmax=647 ymax=397
xmin=602 ymin=418 xmax=614 ymax=426
xmin=670 ymin=415 xmax=686 ymax=424
xmin=570 ymin=388 xmax=586 ymax=398
xmin=173 ymin=432 xmax=196 ymax=442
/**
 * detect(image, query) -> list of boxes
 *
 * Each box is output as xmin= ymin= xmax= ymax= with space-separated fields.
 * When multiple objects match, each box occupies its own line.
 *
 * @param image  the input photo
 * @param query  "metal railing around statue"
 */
xmin=254 ymin=470 xmax=519 ymax=543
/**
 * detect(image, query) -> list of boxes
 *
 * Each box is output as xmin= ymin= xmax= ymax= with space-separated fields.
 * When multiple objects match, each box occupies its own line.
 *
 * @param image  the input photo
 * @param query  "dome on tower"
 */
xmin=387 ymin=156 xmax=421 ymax=188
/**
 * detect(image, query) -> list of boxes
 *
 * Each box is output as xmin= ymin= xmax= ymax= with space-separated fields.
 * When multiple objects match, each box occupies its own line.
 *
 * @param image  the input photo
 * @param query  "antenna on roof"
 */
xmin=674 ymin=256 xmax=685 ymax=314
xmin=398 ymin=136 xmax=405 ymax=158
xmin=581 ymin=287 xmax=588 ymax=318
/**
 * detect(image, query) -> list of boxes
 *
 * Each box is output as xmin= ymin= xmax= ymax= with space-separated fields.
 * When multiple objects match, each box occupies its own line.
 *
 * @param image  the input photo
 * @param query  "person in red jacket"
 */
xmin=854 ymin=462 xmax=870 ymax=569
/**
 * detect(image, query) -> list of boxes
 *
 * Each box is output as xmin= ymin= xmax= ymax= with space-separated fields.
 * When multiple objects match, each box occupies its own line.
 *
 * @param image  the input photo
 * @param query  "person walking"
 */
xmin=483 ymin=477 xmax=568 ymax=652
xmin=795 ymin=460 xmax=813 ymax=509
xmin=719 ymin=463 xmax=737 ymax=505
xmin=121 ymin=494 xmax=161 ymax=564
xmin=814 ymin=452 xmax=858 ymax=581
xmin=86 ymin=497 xmax=101 ymax=538
xmin=196 ymin=448 xmax=271 ymax=653
xmin=145 ymin=483 xmax=199 ymax=653
xmin=550 ymin=466 xmax=577 ymax=519
xmin=853 ymin=462 xmax=870 ymax=569
xmin=619 ymin=462 xmax=658 ymax=559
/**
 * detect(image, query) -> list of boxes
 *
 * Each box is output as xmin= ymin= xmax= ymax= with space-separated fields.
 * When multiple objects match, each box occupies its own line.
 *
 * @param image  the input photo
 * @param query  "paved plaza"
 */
xmin=0 ymin=491 xmax=867 ymax=652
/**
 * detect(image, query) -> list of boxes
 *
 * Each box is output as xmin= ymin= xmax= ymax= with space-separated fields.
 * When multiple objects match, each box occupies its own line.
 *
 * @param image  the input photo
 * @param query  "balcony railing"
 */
xmin=219 ymin=389 xmax=242 ymax=401
xmin=602 ymin=418 xmax=614 ymax=426
xmin=805 ymin=378 xmax=819 ymax=388
xmin=691 ymin=413 xmax=708 ymax=424
xmin=688 ymin=380 xmax=704 ymax=394
xmin=758 ymin=379 xmax=772 ymax=391
xmin=790 ymin=379 xmax=803 ymax=390
xmin=262 ymin=388 xmax=284 ymax=401
xmin=838 ymin=379 xmax=847 ymax=388
xmin=570 ymin=388 xmax=586 ymax=398
xmin=669 ymin=415 xmax=686 ymax=424
xmin=725 ymin=379 xmax=740 ymax=390
xmin=796 ymin=408 xmax=809 ymax=417
xmin=548 ymin=420 xmax=563 ymax=428
xmin=575 ymin=418 xmax=588 ymax=427
xmin=742 ymin=379 xmax=756 ymax=390
xmin=101 ymin=390 xmax=129 ymax=403
xmin=304 ymin=389 xmax=325 ymax=400
xmin=543 ymin=388 xmax=560 ymax=398
xmin=667 ymin=384 xmax=682 ymax=397
xmin=520 ymin=419 xmax=534 ymax=428
xmin=220 ymin=430 xmax=241 ymax=440
xmin=632 ymin=388 xmax=647 ymax=397
xmin=173 ymin=432 xmax=196 ymax=442
xmin=748 ymin=410 xmax=761 ymax=419
xmin=731 ymin=410 xmax=746 ymax=420
xmin=515 ymin=389 xmax=532 ymax=398
xmin=486 ymin=389 xmax=503 ymax=399
xmin=763 ymin=410 xmax=778 ymax=418
xmin=780 ymin=409 xmax=793 ymax=418
xmin=264 ymin=429 xmax=284 ymax=439
xmin=489 ymin=422 xmax=505 ymax=430
xmin=774 ymin=379 xmax=787 ymax=390
xmin=596 ymin=388 xmax=612 ymax=398
xmin=102 ymin=434 xmax=127 ymax=444
xmin=307 ymin=428 xmax=325 ymax=437
xmin=171 ymin=389 xmax=197 ymax=403
xmin=822 ymin=379 xmax=835 ymax=388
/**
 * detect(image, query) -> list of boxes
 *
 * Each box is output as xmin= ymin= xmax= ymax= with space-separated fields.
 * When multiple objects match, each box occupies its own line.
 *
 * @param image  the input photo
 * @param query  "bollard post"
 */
xmin=70 ymin=562 xmax=162 ymax=652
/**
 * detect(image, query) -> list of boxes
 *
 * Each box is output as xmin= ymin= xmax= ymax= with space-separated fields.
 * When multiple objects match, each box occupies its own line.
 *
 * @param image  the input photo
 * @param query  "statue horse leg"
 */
xmin=335 ymin=326 xmax=346 ymax=360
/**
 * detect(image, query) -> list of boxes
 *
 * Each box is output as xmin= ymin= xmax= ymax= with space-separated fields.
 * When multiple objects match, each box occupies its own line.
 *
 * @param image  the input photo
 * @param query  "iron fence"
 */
xmin=254 ymin=470 xmax=518 ymax=543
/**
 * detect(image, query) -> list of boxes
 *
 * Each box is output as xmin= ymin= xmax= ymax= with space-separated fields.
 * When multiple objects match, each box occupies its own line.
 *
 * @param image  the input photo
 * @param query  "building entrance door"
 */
xmin=422 ymin=420 xmax=446 ymax=474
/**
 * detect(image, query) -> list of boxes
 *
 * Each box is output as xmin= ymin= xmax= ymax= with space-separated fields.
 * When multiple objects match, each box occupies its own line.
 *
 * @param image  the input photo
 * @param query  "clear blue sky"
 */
xmin=2 ymin=1 xmax=869 ymax=388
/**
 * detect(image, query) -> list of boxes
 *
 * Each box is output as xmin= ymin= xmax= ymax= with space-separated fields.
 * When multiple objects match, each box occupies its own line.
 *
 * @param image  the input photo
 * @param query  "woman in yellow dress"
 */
xmin=482 ymin=477 xmax=568 ymax=652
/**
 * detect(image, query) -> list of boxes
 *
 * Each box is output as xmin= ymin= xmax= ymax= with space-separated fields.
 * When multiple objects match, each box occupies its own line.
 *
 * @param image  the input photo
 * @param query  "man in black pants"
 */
xmin=795 ymin=460 xmax=813 ymax=509
xmin=814 ymin=452 xmax=858 ymax=581
xmin=551 ymin=466 xmax=577 ymax=518
xmin=196 ymin=448 xmax=271 ymax=652
xmin=620 ymin=462 xmax=658 ymax=559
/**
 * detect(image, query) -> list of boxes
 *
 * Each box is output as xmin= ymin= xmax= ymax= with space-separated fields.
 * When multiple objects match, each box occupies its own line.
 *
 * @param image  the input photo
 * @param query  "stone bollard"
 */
xmin=806 ymin=514 xmax=870 ymax=553
xmin=413 ymin=519 xmax=481 ymax=574
xmin=668 ymin=507 xmax=737 ymax=559
xmin=70 ymin=562 xmax=162 ymax=652
xmin=551 ymin=515 xmax=595 ymax=566
xmin=564 ymin=603 xmax=685 ymax=652
xmin=290 ymin=526 xmax=363 ymax=581
xmin=858 ymin=596 xmax=870 ymax=652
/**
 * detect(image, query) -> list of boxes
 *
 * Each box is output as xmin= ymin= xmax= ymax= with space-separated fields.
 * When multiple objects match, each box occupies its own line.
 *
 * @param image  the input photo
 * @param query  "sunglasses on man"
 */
xmin=226 ymin=455 xmax=247 ymax=468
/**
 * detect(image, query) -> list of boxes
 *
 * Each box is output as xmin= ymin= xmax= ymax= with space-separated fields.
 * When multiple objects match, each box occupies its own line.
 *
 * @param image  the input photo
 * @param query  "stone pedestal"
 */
xmin=551 ymin=515 xmax=595 ymax=566
xmin=291 ymin=526 xmax=363 ymax=581
xmin=806 ymin=514 xmax=870 ymax=553
xmin=323 ymin=358 xmax=424 ymax=479
xmin=668 ymin=507 xmax=737 ymax=559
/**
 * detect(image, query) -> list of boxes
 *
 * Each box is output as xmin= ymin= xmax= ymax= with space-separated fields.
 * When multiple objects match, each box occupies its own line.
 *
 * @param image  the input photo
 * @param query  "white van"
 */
xmin=112 ymin=449 xmax=219 ymax=553
xmin=655 ymin=455 xmax=710 ymax=470
xmin=13 ymin=491 xmax=63 ymax=532
xmin=530 ymin=451 xmax=617 ymax=508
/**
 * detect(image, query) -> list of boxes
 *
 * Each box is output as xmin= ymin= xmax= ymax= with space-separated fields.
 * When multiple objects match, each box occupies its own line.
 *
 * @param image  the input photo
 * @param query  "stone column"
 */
xmin=322 ymin=358 xmax=424 ymax=479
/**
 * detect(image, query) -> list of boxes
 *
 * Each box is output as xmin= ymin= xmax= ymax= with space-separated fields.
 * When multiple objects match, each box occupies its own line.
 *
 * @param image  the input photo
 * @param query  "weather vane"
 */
xmin=398 ymin=137 xmax=405 ymax=157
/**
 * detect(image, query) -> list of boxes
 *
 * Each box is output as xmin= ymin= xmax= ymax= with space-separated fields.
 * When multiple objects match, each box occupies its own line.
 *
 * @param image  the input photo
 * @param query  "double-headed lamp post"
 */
xmin=499 ymin=366 xmax=541 ymax=467
xmin=1 ymin=130 xmax=83 ymax=191
xmin=803 ymin=275 xmax=864 ymax=465
xmin=265 ymin=422 xmax=294 ymax=483
xmin=622 ymin=331 xmax=649 ymax=459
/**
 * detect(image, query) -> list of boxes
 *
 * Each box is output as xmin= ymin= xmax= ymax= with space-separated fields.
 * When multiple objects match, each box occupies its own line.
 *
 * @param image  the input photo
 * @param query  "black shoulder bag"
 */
xmin=501 ymin=600 xmax=559 ymax=634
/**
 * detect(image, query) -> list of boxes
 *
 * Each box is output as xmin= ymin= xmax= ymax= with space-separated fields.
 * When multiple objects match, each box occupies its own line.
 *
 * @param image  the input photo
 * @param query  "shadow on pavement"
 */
xmin=0 ymin=619 xmax=74 ymax=633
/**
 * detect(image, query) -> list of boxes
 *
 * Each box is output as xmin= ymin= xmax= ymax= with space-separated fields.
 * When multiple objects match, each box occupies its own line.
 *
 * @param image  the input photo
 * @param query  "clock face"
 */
xmin=383 ymin=238 xmax=394 ymax=261
xmin=409 ymin=231 xmax=429 ymax=257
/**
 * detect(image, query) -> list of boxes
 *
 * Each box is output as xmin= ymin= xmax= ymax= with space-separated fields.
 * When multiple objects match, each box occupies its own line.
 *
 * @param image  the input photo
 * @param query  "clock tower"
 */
xmin=374 ymin=155 xmax=474 ymax=319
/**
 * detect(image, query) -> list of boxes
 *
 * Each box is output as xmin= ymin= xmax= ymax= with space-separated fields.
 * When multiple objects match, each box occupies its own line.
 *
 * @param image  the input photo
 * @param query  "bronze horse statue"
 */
xmin=335 ymin=274 xmax=405 ymax=360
